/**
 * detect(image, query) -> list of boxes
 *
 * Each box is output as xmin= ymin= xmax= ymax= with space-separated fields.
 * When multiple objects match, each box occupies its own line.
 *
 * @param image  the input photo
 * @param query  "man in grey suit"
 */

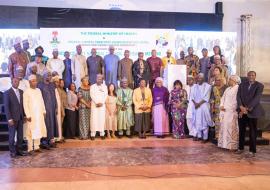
xmin=236 ymin=71 xmax=265 ymax=157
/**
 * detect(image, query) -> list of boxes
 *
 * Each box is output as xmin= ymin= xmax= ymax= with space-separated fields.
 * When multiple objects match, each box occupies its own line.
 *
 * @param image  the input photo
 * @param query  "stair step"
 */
xmin=0 ymin=126 xmax=8 ymax=132
xmin=0 ymin=131 xmax=9 ymax=142
xmin=211 ymin=137 xmax=269 ymax=146
xmin=245 ymin=129 xmax=263 ymax=138
xmin=0 ymin=141 xmax=9 ymax=151
xmin=244 ymin=137 xmax=270 ymax=145
xmin=0 ymin=114 xmax=7 ymax=121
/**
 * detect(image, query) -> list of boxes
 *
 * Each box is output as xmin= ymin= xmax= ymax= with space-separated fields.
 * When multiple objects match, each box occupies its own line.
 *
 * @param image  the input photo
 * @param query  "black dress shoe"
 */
xmin=50 ymin=143 xmax=57 ymax=148
xmin=10 ymin=153 xmax=17 ymax=158
xmin=90 ymin=137 xmax=95 ymax=141
xmin=126 ymin=135 xmax=132 ymax=139
xmin=201 ymin=140 xmax=208 ymax=144
xmin=40 ymin=144 xmax=51 ymax=150
xmin=101 ymin=136 xmax=106 ymax=140
xmin=17 ymin=151 xmax=28 ymax=156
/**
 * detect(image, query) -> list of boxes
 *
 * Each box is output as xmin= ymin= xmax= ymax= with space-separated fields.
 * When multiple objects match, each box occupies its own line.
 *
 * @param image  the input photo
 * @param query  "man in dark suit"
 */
xmin=236 ymin=71 xmax=265 ymax=157
xmin=4 ymin=77 xmax=26 ymax=158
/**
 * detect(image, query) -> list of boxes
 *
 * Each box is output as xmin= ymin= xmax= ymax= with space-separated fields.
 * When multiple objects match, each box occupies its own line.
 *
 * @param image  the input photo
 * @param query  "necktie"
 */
xmin=248 ymin=84 xmax=252 ymax=91
xmin=16 ymin=89 xmax=20 ymax=104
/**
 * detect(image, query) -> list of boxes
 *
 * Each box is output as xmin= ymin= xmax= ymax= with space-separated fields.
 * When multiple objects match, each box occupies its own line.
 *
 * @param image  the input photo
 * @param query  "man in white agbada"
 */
xmin=52 ymin=76 xmax=64 ymax=142
xmin=46 ymin=49 xmax=65 ymax=79
xmin=71 ymin=45 xmax=88 ymax=89
xmin=191 ymin=73 xmax=213 ymax=142
xmin=90 ymin=74 xmax=108 ymax=140
xmin=23 ymin=75 xmax=47 ymax=152
xmin=15 ymin=66 xmax=30 ymax=140
xmin=185 ymin=75 xmax=196 ymax=137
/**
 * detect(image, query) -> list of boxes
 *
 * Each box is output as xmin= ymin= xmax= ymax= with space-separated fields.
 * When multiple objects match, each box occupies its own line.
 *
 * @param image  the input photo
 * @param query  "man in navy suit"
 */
xmin=237 ymin=71 xmax=265 ymax=157
xmin=4 ymin=77 xmax=26 ymax=158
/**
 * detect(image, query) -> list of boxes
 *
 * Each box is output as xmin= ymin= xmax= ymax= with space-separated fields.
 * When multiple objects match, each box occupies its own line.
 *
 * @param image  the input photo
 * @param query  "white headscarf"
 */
xmin=155 ymin=77 xmax=164 ymax=83
xmin=230 ymin=75 xmax=241 ymax=84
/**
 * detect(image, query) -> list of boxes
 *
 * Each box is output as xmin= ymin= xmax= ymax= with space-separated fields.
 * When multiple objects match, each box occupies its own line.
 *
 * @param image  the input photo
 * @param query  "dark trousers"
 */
xmin=8 ymin=120 xmax=23 ymax=154
xmin=238 ymin=115 xmax=258 ymax=153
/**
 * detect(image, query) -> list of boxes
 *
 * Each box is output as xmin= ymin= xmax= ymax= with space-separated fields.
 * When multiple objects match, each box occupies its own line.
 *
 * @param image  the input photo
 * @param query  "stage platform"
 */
xmin=0 ymin=136 xmax=270 ymax=190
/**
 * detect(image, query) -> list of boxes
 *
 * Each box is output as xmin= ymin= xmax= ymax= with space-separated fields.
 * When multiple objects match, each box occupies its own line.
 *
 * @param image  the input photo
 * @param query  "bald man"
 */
xmin=104 ymin=46 xmax=120 ymax=87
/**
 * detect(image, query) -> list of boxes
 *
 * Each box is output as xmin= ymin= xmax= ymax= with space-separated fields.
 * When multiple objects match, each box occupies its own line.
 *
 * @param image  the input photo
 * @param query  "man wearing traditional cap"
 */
xmin=15 ymin=66 xmax=30 ymax=142
xmin=116 ymin=78 xmax=134 ymax=137
xmin=104 ymin=46 xmax=120 ymax=87
xmin=161 ymin=49 xmax=176 ymax=69
xmin=90 ymin=74 xmax=108 ymax=140
xmin=184 ymin=47 xmax=200 ymax=77
xmin=8 ymin=38 xmax=29 ymax=78
xmin=38 ymin=71 xmax=59 ymax=148
xmin=190 ymin=73 xmax=213 ymax=142
xmin=26 ymin=62 xmax=43 ymax=83
xmin=22 ymin=39 xmax=31 ymax=62
xmin=118 ymin=50 xmax=133 ymax=89
xmin=87 ymin=48 xmax=104 ymax=85
xmin=46 ymin=49 xmax=65 ymax=79
xmin=185 ymin=75 xmax=196 ymax=137
xmin=146 ymin=49 xmax=162 ymax=88
xmin=23 ymin=75 xmax=47 ymax=152
xmin=71 ymin=45 xmax=88 ymax=89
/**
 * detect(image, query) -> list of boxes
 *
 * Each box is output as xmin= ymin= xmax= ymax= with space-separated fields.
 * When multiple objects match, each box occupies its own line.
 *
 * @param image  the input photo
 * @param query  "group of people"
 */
xmin=4 ymin=39 xmax=264 ymax=158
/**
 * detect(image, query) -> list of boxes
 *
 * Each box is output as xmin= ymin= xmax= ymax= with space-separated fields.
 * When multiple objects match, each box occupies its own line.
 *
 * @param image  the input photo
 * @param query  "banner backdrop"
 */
xmin=0 ymin=29 xmax=40 ymax=74
xmin=0 ymin=28 xmax=237 ymax=79
xmin=175 ymin=31 xmax=237 ymax=74
xmin=40 ymin=28 xmax=175 ymax=61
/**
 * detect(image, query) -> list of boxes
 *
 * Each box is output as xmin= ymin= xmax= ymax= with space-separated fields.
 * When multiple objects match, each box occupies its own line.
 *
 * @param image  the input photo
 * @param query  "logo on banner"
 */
xmin=155 ymin=33 xmax=169 ymax=48
xmin=50 ymin=31 xmax=60 ymax=47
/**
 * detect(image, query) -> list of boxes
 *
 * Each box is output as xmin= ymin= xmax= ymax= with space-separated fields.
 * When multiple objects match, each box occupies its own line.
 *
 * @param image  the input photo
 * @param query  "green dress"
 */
xmin=116 ymin=87 xmax=134 ymax=136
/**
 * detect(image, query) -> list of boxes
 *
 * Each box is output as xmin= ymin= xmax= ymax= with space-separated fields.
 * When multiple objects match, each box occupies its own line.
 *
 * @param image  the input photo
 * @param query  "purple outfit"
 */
xmin=152 ymin=86 xmax=170 ymax=136
xmin=169 ymin=88 xmax=187 ymax=138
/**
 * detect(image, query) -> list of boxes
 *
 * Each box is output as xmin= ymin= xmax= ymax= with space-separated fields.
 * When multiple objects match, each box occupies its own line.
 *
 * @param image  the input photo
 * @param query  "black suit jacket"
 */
xmin=237 ymin=81 xmax=265 ymax=118
xmin=4 ymin=87 xmax=25 ymax=122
